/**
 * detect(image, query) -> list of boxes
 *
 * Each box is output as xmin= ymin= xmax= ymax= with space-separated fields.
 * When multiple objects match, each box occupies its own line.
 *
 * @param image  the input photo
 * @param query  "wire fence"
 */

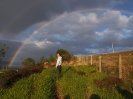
xmin=77 ymin=51 xmax=133 ymax=83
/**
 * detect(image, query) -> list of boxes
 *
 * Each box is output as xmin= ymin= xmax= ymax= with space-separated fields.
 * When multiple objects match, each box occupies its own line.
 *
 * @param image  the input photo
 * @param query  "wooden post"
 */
xmin=86 ymin=56 xmax=87 ymax=65
xmin=87 ymin=56 xmax=89 ymax=66
xmin=91 ymin=55 xmax=92 ymax=65
xmin=119 ymin=54 xmax=122 ymax=79
xmin=84 ymin=56 xmax=86 ymax=64
xmin=85 ymin=56 xmax=86 ymax=65
xmin=86 ymin=56 xmax=88 ymax=65
xmin=99 ymin=56 xmax=101 ymax=72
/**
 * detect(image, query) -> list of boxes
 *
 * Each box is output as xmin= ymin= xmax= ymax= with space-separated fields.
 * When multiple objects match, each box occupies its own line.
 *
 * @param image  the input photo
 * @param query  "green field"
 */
xmin=0 ymin=66 xmax=133 ymax=99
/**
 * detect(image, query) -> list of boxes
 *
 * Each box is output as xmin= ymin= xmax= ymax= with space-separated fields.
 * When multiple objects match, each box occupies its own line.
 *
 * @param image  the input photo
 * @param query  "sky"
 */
xmin=0 ymin=0 xmax=133 ymax=68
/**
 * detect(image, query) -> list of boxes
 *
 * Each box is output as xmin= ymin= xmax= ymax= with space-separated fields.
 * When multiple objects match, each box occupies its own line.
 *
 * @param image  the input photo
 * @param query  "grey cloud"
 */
xmin=30 ymin=10 xmax=133 ymax=50
xmin=0 ymin=40 xmax=22 ymax=61
xmin=128 ymin=16 xmax=133 ymax=28
xmin=0 ymin=0 xmax=127 ymax=35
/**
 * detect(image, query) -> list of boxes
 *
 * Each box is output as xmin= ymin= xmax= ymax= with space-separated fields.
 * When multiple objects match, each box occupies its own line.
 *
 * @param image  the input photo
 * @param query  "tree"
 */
xmin=22 ymin=58 xmax=35 ymax=68
xmin=48 ymin=54 xmax=55 ymax=62
xmin=36 ymin=57 xmax=45 ymax=66
xmin=0 ymin=44 xmax=9 ymax=62
xmin=56 ymin=49 xmax=71 ymax=62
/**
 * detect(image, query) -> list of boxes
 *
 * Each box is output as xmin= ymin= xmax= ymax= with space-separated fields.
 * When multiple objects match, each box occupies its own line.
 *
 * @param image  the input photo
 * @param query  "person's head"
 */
xmin=57 ymin=53 xmax=61 ymax=57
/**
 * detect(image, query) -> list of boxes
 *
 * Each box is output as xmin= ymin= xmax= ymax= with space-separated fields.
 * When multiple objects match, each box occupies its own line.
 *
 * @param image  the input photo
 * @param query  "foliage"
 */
xmin=79 ymin=51 xmax=133 ymax=87
xmin=0 ymin=44 xmax=9 ymax=62
xmin=94 ymin=76 xmax=124 ymax=90
xmin=57 ymin=66 xmax=129 ymax=99
xmin=57 ymin=66 xmax=89 ymax=99
xmin=56 ymin=49 xmax=71 ymax=62
xmin=0 ymin=66 xmax=43 ymax=88
xmin=22 ymin=58 xmax=35 ymax=67
xmin=86 ymin=67 xmax=125 ymax=99
xmin=0 ymin=68 xmax=57 ymax=99
xmin=48 ymin=54 xmax=55 ymax=62
xmin=36 ymin=56 xmax=45 ymax=66
xmin=0 ymin=66 xmax=133 ymax=99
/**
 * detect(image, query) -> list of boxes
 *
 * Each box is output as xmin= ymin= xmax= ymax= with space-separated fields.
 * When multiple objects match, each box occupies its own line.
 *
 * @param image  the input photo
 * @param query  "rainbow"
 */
xmin=7 ymin=3 xmax=133 ymax=68
xmin=7 ymin=12 xmax=69 ymax=67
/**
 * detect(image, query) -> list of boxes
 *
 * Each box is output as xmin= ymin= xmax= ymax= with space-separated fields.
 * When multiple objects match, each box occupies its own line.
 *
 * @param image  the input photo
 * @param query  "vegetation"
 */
xmin=48 ymin=54 xmax=55 ymax=62
xmin=57 ymin=66 xmax=89 ymax=99
xmin=78 ymin=51 xmax=133 ymax=90
xmin=0 ymin=44 xmax=9 ymax=62
xmin=56 ymin=49 xmax=72 ymax=62
xmin=0 ymin=66 xmax=43 ymax=88
xmin=0 ymin=66 xmax=133 ymax=99
xmin=22 ymin=58 xmax=35 ymax=67
xmin=36 ymin=49 xmax=75 ymax=67
xmin=0 ymin=68 xmax=56 ymax=99
xmin=36 ymin=57 xmax=46 ymax=66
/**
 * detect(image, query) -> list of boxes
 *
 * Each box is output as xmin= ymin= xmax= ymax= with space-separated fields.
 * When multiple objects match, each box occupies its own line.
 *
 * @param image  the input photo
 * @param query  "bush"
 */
xmin=56 ymin=49 xmax=71 ymax=62
xmin=0 ymin=68 xmax=57 ymax=99
xmin=94 ymin=76 xmax=123 ymax=90
xmin=0 ymin=66 xmax=43 ymax=88
xmin=22 ymin=58 xmax=35 ymax=68
xmin=76 ymin=71 xmax=86 ymax=75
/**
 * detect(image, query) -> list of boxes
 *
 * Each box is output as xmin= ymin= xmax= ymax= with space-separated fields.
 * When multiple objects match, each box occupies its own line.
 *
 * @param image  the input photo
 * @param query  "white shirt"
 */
xmin=56 ymin=56 xmax=62 ymax=68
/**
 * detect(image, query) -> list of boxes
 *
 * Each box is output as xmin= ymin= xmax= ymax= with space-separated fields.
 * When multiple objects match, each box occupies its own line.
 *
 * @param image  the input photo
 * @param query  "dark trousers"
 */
xmin=56 ymin=65 xmax=61 ymax=79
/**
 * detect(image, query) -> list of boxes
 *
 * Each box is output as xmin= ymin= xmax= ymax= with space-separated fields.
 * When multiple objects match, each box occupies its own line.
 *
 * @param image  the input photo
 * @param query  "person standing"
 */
xmin=56 ymin=53 xmax=62 ymax=79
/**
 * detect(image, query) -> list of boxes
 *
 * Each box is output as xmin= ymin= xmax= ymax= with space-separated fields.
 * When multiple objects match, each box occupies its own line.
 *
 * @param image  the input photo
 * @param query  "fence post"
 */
xmin=87 ymin=56 xmax=89 ymax=66
xmin=119 ymin=54 xmax=122 ymax=79
xmin=85 ymin=56 xmax=87 ymax=65
xmin=99 ymin=56 xmax=101 ymax=72
xmin=86 ymin=56 xmax=88 ymax=65
xmin=91 ymin=55 xmax=92 ymax=65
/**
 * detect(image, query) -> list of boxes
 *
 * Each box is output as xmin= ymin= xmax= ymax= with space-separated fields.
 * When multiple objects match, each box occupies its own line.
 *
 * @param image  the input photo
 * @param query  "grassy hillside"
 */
xmin=0 ymin=66 xmax=133 ymax=99
xmin=77 ymin=51 xmax=133 ymax=83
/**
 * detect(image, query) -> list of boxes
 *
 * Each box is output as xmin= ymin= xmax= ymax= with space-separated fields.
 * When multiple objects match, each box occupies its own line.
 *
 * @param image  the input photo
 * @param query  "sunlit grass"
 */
xmin=0 ymin=66 xmax=133 ymax=99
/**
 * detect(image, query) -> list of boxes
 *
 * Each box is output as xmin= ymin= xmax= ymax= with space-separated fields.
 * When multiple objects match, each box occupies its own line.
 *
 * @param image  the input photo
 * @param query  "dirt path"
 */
xmin=56 ymin=80 xmax=64 ymax=99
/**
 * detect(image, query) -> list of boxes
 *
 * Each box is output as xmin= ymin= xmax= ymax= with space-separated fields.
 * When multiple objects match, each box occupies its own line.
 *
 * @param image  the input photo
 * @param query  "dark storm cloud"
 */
xmin=0 ymin=40 xmax=22 ymax=61
xmin=0 ymin=0 xmax=65 ymax=34
xmin=0 ymin=0 xmax=126 ymax=34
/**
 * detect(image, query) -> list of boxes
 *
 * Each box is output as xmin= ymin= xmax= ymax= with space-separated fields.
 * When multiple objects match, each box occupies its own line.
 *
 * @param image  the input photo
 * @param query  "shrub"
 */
xmin=56 ymin=49 xmax=72 ymax=62
xmin=94 ymin=76 xmax=123 ymax=90
xmin=77 ymin=71 xmax=86 ymax=75
xmin=22 ymin=58 xmax=35 ymax=68
xmin=0 ymin=66 xmax=43 ymax=88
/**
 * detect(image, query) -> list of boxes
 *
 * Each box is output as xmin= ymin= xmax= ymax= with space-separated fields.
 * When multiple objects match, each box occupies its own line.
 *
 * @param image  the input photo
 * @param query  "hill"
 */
xmin=0 ymin=66 xmax=133 ymax=99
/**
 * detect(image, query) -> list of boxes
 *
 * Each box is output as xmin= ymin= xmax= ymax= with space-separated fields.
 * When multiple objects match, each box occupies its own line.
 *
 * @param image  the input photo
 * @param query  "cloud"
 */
xmin=0 ymin=40 xmax=22 ymax=61
xmin=0 ymin=0 xmax=127 ymax=36
xmin=15 ymin=10 xmax=132 ymax=58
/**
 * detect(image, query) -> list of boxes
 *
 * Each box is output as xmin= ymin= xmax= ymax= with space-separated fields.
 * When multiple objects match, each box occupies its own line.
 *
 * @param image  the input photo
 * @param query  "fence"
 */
xmin=76 ymin=51 xmax=133 ymax=83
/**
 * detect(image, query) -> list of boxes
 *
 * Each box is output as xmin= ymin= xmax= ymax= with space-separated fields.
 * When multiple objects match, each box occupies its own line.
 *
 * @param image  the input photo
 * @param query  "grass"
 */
xmin=0 ymin=67 xmax=57 ymax=99
xmin=0 ymin=66 xmax=133 ymax=99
